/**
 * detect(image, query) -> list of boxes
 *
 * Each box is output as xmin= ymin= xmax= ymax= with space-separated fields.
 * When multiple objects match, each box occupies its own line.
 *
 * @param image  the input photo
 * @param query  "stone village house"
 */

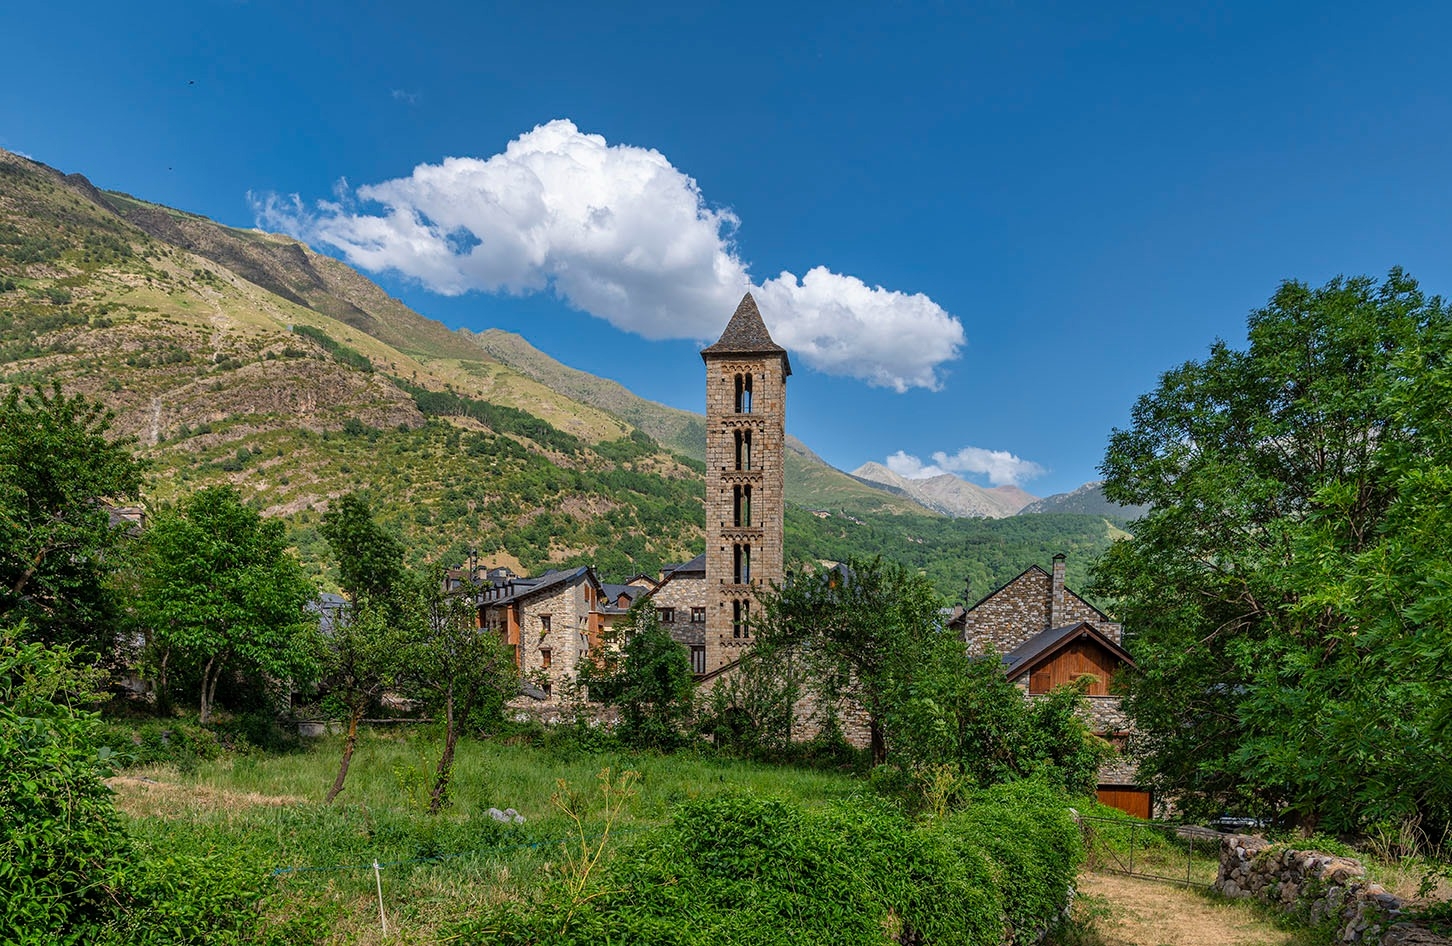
xmin=947 ymin=553 xmax=1147 ymax=816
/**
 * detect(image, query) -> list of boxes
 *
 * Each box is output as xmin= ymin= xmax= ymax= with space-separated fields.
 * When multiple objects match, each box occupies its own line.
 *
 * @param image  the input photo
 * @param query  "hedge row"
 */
xmin=459 ymin=778 xmax=1082 ymax=946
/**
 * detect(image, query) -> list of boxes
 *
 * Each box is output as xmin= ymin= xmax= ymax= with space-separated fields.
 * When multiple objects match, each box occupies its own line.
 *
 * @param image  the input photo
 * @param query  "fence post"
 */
xmin=1129 ymin=824 xmax=1136 ymax=874
xmin=374 ymin=860 xmax=388 ymax=936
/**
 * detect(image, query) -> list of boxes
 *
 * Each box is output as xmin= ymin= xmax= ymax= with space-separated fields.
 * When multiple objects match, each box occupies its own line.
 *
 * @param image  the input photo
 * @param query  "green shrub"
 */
xmin=461 ymin=781 xmax=1081 ymax=945
xmin=101 ymin=719 xmax=222 ymax=768
xmin=945 ymin=780 xmax=1084 ymax=942
xmin=94 ymin=842 xmax=328 ymax=946
xmin=0 ymin=634 xmax=128 ymax=943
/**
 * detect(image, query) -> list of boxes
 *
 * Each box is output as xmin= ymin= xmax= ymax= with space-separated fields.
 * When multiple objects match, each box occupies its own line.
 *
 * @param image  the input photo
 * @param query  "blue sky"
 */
xmin=4 ymin=2 xmax=1450 ymax=496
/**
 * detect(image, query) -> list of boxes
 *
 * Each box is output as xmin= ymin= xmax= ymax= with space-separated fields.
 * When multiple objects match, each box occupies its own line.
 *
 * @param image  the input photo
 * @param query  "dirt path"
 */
xmin=1076 ymin=871 xmax=1293 ymax=946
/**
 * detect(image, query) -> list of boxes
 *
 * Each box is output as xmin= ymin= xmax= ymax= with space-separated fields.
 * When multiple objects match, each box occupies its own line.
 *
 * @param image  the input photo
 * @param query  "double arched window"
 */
xmin=733 ymin=485 xmax=752 ymax=527
xmin=732 ymin=599 xmax=751 ymax=639
xmin=733 ymin=544 xmax=751 ymax=584
xmin=734 ymin=373 xmax=753 ymax=413
xmin=734 ymin=429 xmax=752 ymax=470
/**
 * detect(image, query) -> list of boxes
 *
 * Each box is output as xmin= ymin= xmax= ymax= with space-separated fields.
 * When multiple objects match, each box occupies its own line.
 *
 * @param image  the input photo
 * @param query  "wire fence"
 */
xmin=1079 ymin=814 xmax=1223 ymax=888
xmin=267 ymin=824 xmax=644 ymax=877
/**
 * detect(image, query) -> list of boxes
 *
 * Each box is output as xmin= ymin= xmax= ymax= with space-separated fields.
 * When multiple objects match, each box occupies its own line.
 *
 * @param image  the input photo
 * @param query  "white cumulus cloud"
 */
xmin=250 ymin=119 xmax=964 ymax=391
xmin=885 ymin=450 xmax=948 ymax=480
xmin=886 ymin=446 xmax=1046 ymax=487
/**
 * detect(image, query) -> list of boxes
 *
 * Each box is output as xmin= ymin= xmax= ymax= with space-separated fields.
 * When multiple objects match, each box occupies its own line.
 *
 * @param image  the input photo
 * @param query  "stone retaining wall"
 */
xmin=1215 ymin=834 xmax=1449 ymax=944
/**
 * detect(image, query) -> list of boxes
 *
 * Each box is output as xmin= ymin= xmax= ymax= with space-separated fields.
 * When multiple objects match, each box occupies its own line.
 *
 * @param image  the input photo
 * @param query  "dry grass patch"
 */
xmin=106 ymin=774 xmax=304 ymax=819
xmin=1072 ymin=871 xmax=1297 ymax=946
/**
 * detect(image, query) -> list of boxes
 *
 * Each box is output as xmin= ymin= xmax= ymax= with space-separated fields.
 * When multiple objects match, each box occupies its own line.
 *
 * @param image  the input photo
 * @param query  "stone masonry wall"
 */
xmin=649 ymin=572 xmax=708 ymax=647
xmin=1216 ymin=835 xmax=1449 ymax=945
xmin=514 ymin=582 xmax=591 ymax=705
xmin=963 ymin=567 xmax=1121 ymax=655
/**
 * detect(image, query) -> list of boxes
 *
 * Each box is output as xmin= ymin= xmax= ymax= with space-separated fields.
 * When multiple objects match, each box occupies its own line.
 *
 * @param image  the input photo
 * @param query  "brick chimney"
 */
xmin=1050 ymin=553 xmax=1067 ymax=628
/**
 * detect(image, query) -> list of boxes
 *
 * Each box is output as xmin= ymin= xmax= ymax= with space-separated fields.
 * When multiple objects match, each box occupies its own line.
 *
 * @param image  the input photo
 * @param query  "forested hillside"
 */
xmin=0 ymin=147 xmax=1122 ymax=593
xmin=786 ymin=508 xmax=1119 ymax=602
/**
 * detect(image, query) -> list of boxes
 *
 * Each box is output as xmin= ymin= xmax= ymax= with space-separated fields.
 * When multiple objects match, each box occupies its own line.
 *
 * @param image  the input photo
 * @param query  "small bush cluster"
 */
xmin=291 ymin=324 xmax=373 ymax=373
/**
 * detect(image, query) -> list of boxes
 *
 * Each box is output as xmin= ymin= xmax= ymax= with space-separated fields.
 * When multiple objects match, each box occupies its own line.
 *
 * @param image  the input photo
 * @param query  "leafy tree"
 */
xmin=320 ymin=492 xmax=407 ymax=607
xmin=755 ymin=557 xmax=1108 ymax=806
xmin=698 ymin=645 xmax=806 ymax=759
xmin=405 ymin=569 xmax=516 ymax=813
xmin=0 ymin=383 xmax=144 ymax=652
xmin=578 ymin=607 xmax=696 ymax=751
xmin=319 ymin=600 xmax=408 ymax=803
xmin=755 ymin=556 xmax=948 ymax=764
xmin=137 ymin=486 xmax=318 ymax=724
xmin=318 ymin=493 xmax=410 ymax=803
xmin=1093 ymin=269 xmax=1452 ymax=835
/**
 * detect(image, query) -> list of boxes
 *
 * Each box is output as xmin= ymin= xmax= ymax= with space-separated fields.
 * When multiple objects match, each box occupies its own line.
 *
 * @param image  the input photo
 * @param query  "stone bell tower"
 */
xmin=701 ymin=292 xmax=790 ymax=674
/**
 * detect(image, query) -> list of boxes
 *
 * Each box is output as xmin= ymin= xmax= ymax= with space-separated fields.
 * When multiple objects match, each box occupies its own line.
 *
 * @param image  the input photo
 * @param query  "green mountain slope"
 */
xmin=1 ymin=147 xmax=1120 ymax=598
xmin=468 ymin=328 xmax=938 ymax=517
xmin=0 ymin=149 xmax=703 ymax=579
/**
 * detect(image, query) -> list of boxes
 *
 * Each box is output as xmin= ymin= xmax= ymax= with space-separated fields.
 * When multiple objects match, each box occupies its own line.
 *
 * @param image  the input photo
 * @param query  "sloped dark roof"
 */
xmin=480 ymin=566 xmax=596 ymax=607
xmin=309 ymin=593 xmax=347 ymax=638
xmin=700 ymin=293 xmax=792 ymax=376
xmin=667 ymin=553 xmax=706 ymax=575
xmin=1000 ymin=621 xmax=1136 ymax=677
xmin=602 ymin=582 xmax=647 ymax=602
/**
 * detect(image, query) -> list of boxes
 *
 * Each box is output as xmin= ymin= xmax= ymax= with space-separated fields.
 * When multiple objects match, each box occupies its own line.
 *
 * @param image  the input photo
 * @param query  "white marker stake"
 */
xmin=373 ymin=860 xmax=388 ymax=936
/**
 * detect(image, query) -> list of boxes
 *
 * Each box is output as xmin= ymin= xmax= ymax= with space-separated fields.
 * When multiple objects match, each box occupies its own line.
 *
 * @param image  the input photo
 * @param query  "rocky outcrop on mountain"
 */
xmin=849 ymin=462 xmax=1037 ymax=518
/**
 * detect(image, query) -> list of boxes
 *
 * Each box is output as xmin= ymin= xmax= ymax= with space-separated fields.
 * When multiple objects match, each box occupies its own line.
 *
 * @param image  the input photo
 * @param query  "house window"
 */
xmin=734 ymin=373 xmax=753 ymax=413
xmin=540 ymin=614 xmax=551 ymax=634
xmin=732 ymin=599 xmax=750 ymax=638
xmin=733 ymin=544 xmax=751 ymax=585
xmin=734 ymin=429 xmax=752 ymax=470
xmin=733 ymin=485 xmax=752 ymax=527
xmin=540 ymin=648 xmax=552 ymax=669
xmin=690 ymin=606 xmax=706 ymax=624
xmin=690 ymin=645 xmax=706 ymax=674
xmin=656 ymin=607 xmax=675 ymax=624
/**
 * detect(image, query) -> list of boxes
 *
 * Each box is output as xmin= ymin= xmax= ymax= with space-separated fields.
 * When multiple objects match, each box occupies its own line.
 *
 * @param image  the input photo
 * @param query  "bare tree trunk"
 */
xmin=870 ymin=717 xmax=887 ymax=767
xmin=155 ymin=648 xmax=171 ymax=714
xmin=428 ymin=689 xmax=458 ymax=814
xmin=325 ymin=705 xmax=366 ymax=804
xmin=199 ymin=655 xmax=216 ymax=725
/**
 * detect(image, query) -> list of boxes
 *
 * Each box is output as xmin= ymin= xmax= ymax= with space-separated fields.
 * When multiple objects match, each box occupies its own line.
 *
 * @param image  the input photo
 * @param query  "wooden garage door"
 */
xmin=1097 ymin=788 xmax=1152 ymax=819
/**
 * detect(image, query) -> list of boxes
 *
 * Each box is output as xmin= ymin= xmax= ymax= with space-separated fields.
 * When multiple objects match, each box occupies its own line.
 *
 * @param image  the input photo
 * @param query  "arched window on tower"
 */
xmin=733 ymin=599 xmax=750 ymax=639
xmin=735 ymin=373 xmax=753 ymax=413
xmin=733 ymin=485 xmax=752 ymax=527
xmin=733 ymin=544 xmax=751 ymax=584
xmin=735 ymin=429 xmax=752 ymax=470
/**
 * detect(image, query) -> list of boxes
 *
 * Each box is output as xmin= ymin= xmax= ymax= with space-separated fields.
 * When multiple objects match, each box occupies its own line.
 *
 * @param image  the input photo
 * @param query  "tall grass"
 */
xmin=114 ymin=728 xmax=864 ymax=941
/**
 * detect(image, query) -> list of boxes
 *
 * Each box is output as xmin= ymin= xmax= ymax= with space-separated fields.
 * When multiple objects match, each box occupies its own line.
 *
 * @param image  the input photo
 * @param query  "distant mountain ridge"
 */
xmin=849 ymin=462 xmax=1037 ymax=518
xmin=1019 ymin=481 xmax=1148 ymax=520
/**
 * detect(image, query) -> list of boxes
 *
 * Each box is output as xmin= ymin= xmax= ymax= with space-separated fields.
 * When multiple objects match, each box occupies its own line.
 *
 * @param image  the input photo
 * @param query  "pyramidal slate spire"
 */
xmin=700 ymin=292 xmax=791 ymax=376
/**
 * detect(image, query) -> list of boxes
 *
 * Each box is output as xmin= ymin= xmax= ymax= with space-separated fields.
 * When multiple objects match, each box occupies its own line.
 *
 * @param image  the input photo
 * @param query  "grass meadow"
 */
xmin=109 ymin=726 xmax=863 ymax=943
